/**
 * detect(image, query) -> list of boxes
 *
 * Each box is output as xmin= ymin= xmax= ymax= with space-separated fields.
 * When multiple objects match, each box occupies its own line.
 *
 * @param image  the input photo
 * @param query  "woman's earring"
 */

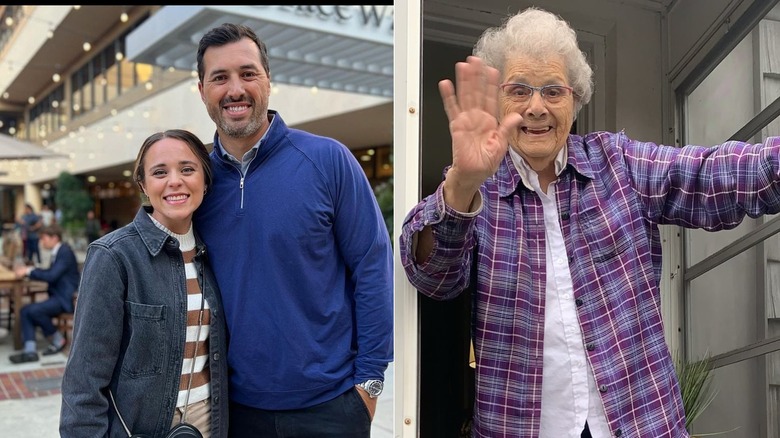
xmin=204 ymin=186 xmax=208 ymax=195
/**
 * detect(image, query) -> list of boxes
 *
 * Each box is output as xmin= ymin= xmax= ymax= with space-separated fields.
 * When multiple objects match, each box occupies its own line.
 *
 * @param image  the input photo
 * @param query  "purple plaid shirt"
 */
xmin=400 ymin=131 xmax=780 ymax=438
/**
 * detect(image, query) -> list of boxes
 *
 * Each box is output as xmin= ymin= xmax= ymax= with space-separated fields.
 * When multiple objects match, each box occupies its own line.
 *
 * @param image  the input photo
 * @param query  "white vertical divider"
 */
xmin=393 ymin=0 xmax=422 ymax=436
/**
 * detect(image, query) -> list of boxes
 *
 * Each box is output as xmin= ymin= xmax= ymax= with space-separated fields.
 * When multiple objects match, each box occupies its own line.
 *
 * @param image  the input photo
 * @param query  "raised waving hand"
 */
xmin=439 ymin=56 xmax=523 ymax=211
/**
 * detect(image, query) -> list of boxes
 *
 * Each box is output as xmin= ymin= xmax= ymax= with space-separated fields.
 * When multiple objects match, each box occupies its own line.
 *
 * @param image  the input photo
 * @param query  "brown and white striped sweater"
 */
xmin=149 ymin=216 xmax=211 ymax=408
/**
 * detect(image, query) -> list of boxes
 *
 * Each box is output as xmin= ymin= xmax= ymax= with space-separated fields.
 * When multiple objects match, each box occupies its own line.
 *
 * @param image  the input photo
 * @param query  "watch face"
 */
xmin=364 ymin=380 xmax=383 ymax=396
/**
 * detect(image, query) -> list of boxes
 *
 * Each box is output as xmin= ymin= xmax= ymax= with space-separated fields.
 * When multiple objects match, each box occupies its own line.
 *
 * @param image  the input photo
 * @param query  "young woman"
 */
xmin=60 ymin=130 xmax=227 ymax=437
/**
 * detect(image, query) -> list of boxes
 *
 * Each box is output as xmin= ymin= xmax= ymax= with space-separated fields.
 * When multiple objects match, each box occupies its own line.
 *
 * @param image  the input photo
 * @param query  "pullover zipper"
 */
xmin=239 ymin=176 xmax=245 ymax=209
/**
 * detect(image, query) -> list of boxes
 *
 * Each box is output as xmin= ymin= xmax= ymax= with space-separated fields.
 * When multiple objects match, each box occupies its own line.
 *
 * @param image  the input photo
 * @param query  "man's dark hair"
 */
xmin=197 ymin=22 xmax=270 ymax=82
xmin=40 ymin=225 xmax=63 ymax=240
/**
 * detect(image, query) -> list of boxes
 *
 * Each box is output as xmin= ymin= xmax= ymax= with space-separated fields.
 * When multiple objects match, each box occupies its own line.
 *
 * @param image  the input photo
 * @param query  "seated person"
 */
xmin=1 ymin=224 xmax=22 ymax=268
xmin=10 ymin=225 xmax=80 ymax=364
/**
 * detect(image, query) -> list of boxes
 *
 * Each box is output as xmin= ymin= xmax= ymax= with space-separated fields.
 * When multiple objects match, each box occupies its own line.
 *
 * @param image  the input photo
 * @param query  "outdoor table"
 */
xmin=0 ymin=265 xmax=49 ymax=350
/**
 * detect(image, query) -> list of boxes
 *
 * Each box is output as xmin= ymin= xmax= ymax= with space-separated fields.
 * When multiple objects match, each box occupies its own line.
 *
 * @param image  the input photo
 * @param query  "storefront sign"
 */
xmin=277 ymin=5 xmax=393 ymax=32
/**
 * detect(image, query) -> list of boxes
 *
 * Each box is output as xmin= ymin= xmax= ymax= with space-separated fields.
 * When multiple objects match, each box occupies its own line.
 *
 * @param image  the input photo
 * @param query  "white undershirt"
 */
xmin=509 ymin=147 xmax=611 ymax=438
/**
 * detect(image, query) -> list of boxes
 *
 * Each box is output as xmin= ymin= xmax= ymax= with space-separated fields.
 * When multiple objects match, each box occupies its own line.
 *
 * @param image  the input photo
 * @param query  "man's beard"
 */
xmin=219 ymin=117 xmax=263 ymax=139
xmin=208 ymin=101 xmax=265 ymax=139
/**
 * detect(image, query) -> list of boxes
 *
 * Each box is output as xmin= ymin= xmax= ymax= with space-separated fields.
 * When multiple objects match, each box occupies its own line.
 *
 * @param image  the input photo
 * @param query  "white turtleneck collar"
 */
xmin=147 ymin=214 xmax=196 ymax=251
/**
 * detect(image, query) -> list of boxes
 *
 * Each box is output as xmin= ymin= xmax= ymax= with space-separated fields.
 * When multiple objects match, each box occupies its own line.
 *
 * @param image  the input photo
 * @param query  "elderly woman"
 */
xmin=400 ymin=7 xmax=780 ymax=438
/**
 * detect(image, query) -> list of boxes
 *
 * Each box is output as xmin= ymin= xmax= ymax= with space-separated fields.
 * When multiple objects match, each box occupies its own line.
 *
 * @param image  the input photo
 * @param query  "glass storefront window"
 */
xmin=70 ymin=69 xmax=84 ymax=117
xmin=135 ymin=63 xmax=154 ymax=87
xmin=119 ymin=59 xmax=137 ymax=94
xmin=27 ymin=85 xmax=64 ymax=142
xmin=92 ymin=55 xmax=107 ymax=108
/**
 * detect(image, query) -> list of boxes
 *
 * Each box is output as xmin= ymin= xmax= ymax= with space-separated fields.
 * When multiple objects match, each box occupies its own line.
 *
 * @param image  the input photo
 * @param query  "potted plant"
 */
xmin=54 ymin=171 xmax=94 ymax=249
xmin=674 ymin=351 xmax=734 ymax=437
xmin=374 ymin=178 xmax=393 ymax=244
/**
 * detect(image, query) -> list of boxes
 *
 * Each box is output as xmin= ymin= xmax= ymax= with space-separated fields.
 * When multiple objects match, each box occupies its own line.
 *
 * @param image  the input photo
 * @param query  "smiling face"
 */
xmin=198 ymin=37 xmax=271 ymax=151
xmin=139 ymin=138 xmax=206 ymax=234
xmin=500 ymin=54 xmax=575 ymax=173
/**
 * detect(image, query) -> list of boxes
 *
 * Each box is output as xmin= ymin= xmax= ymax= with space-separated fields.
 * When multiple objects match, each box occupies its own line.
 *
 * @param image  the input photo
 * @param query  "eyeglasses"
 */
xmin=499 ymin=83 xmax=575 ymax=105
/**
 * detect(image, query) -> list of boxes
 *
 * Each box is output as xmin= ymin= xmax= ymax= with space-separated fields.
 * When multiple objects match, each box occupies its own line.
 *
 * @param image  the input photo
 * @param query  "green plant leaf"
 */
xmin=674 ymin=350 xmax=719 ymax=433
xmin=374 ymin=178 xmax=393 ymax=245
xmin=54 ymin=171 xmax=94 ymax=234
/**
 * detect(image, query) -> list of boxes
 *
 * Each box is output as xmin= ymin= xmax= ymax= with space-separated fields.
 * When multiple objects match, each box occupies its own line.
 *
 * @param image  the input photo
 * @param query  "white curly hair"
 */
xmin=473 ymin=7 xmax=594 ymax=114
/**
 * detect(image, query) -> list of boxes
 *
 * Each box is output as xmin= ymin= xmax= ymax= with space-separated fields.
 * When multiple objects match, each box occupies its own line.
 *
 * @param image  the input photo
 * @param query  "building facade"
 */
xmin=0 ymin=5 xmax=393 ymax=237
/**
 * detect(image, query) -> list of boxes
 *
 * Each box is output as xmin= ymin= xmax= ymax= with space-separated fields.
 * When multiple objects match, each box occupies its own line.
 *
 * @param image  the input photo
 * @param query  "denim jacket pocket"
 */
xmin=121 ymin=301 xmax=166 ymax=378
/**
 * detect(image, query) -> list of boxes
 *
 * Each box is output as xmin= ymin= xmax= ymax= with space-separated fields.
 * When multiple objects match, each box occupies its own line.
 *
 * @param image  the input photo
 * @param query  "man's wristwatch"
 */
xmin=356 ymin=379 xmax=384 ymax=399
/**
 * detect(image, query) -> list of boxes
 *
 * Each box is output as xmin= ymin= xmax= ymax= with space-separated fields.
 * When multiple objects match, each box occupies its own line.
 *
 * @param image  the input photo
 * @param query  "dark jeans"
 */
xmin=582 ymin=422 xmax=592 ymax=438
xmin=21 ymin=298 xmax=64 ymax=343
xmin=228 ymin=387 xmax=371 ymax=438
xmin=25 ymin=237 xmax=40 ymax=264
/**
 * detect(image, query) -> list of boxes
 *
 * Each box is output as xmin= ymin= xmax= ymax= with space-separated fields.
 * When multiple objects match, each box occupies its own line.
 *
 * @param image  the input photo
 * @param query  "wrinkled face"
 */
xmin=198 ymin=37 xmax=271 ymax=143
xmin=139 ymin=138 xmax=206 ymax=234
xmin=500 ymin=54 xmax=575 ymax=170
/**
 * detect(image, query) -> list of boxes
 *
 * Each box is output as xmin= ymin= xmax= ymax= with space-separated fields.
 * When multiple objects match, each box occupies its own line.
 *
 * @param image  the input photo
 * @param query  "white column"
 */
xmin=22 ymin=183 xmax=42 ymax=215
xmin=394 ymin=0 xmax=422 ymax=436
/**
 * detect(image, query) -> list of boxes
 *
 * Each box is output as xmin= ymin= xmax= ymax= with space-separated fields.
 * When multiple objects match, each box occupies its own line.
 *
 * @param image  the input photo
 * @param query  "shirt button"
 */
xmin=213 ymin=353 xmax=220 ymax=361
xmin=586 ymin=343 xmax=595 ymax=351
xmin=561 ymin=212 xmax=570 ymax=220
xmin=575 ymin=298 xmax=583 ymax=307
xmin=432 ymin=212 xmax=440 ymax=220
xmin=213 ymin=395 xmax=219 ymax=403
xmin=615 ymin=429 xmax=622 ymax=437
xmin=599 ymin=384 xmax=608 ymax=393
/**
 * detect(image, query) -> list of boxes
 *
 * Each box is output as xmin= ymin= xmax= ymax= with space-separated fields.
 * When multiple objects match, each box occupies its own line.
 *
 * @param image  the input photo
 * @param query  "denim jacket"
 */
xmin=60 ymin=208 xmax=228 ymax=437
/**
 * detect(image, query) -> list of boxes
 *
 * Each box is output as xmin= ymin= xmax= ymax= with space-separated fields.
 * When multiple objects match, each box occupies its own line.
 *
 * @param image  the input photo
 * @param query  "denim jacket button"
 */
xmin=213 ymin=353 xmax=220 ymax=361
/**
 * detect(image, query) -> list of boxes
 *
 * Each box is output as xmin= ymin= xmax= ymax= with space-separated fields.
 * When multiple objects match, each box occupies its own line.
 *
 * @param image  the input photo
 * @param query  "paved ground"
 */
xmin=0 ymin=245 xmax=394 ymax=437
xmin=0 ymin=326 xmax=394 ymax=437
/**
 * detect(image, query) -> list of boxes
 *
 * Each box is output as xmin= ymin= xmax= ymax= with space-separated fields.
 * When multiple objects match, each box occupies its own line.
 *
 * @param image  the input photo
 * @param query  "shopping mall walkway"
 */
xmin=0 ymin=328 xmax=394 ymax=437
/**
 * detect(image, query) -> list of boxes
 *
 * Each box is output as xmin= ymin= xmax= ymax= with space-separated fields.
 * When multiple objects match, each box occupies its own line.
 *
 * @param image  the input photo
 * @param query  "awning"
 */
xmin=125 ymin=5 xmax=393 ymax=97
xmin=0 ymin=134 xmax=65 ymax=160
